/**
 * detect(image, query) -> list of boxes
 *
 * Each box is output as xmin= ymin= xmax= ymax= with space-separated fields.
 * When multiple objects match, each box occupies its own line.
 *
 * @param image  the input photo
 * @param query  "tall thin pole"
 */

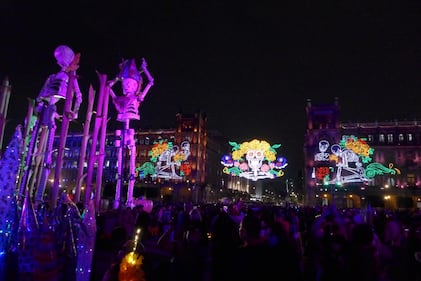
xmin=114 ymin=129 xmax=123 ymax=209
xmin=0 ymin=77 xmax=11 ymax=151
xmin=19 ymin=102 xmax=41 ymax=201
xmin=74 ymin=85 xmax=95 ymax=203
xmin=126 ymin=127 xmax=136 ymax=207
xmin=85 ymin=72 xmax=106 ymax=210
xmin=29 ymin=124 xmax=47 ymax=199
xmin=51 ymin=72 xmax=76 ymax=208
xmin=331 ymin=184 xmax=335 ymax=205
xmin=17 ymin=99 xmax=36 ymax=196
xmin=95 ymin=73 xmax=110 ymax=211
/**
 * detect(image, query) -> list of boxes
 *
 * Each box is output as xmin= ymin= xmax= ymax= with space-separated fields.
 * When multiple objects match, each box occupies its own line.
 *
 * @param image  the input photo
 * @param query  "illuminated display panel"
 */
xmin=136 ymin=139 xmax=191 ymax=180
xmin=313 ymin=136 xmax=400 ymax=186
xmin=221 ymin=139 xmax=287 ymax=181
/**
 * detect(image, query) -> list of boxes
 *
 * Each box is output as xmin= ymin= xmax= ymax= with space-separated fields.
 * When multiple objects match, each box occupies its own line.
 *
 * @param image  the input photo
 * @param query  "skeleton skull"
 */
xmin=246 ymin=149 xmax=264 ymax=172
xmin=54 ymin=45 xmax=75 ymax=69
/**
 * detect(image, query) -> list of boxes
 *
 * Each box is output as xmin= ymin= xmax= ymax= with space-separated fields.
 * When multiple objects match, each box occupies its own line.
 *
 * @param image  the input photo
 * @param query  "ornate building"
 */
xmin=304 ymin=98 xmax=421 ymax=209
xmin=51 ymin=112 xmax=229 ymax=205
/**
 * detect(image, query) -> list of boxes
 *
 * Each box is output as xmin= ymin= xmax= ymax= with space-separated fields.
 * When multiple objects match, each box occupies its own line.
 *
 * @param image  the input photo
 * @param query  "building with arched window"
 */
xmin=51 ymin=111 xmax=231 ymax=205
xmin=304 ymin=98 xmax=421 ymax=209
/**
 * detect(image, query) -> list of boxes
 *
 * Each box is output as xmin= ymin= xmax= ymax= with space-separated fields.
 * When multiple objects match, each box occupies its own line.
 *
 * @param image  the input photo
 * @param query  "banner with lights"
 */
xmin=136 ymin=139 xmax=191 ymax=180
xmin=221 ymin=139 xmax=287 ymax=181
xmin=313 ymin=135 xmax=400 ymax=185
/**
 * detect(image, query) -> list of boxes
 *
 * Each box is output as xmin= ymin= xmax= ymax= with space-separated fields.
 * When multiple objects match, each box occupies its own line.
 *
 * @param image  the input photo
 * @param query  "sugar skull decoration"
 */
xmin=221 ymin=139 xmax=287 ymax=181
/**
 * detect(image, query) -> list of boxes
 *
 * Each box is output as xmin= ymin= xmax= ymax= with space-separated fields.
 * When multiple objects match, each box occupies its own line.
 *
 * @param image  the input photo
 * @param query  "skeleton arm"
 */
xmin=138 ymin=58 xmax=154 ymax=101
xmin=107 ymin=79 xmax=126 ymax=114
xmin=107 ymin=77 xmax=120 ymax=100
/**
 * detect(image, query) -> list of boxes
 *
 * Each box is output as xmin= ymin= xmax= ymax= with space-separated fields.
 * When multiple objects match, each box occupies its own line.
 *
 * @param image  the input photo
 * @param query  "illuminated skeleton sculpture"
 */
xmin=32 ymin=45 xmax=82 ymax=205
xmin=108 ymin=58 xmax=154 ymax=208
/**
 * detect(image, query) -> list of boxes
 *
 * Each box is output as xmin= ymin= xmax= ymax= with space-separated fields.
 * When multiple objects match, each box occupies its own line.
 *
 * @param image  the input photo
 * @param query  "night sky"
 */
xmin=1 ymin=1 xmax=421 ymax=177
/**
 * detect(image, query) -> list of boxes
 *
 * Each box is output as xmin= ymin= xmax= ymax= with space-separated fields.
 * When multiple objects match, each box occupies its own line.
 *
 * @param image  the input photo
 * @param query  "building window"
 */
xmin=368 ymin=134 xmax=374 ymax=142
xmin=387 ymin=134 xmax=393 ymax=143
xmin=408 ymin=133 xmax=413 ymax=142
xmin=407 ymin=174 xmax=415 ymax=186
xmin=398 ymin=133 xmax=404 ymax=142
xmin=379 ymin=134 xmax=385 ymax=143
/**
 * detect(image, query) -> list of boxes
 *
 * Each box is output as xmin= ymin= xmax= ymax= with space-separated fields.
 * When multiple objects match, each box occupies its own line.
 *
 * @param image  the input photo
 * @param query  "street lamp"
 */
xmin=323 ymin=180 xmax=341 ymax=206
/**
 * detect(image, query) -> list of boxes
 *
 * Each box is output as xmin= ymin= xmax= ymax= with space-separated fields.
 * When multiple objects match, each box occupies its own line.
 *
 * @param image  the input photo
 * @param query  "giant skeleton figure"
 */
xmin=33 ymin=45 xmax=82 ymax=206
xmin=108 ymin=58 xmax=154 ymax=208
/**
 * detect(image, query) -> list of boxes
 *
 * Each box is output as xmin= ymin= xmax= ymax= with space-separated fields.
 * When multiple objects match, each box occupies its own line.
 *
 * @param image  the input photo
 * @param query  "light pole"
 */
xmin=330 ymin=184 xmax=335 ymax=205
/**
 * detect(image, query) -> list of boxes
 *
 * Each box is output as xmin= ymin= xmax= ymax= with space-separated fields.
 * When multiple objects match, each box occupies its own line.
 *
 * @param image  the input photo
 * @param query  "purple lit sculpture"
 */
xmin=108 ymin=58 xmax=154 ymax=209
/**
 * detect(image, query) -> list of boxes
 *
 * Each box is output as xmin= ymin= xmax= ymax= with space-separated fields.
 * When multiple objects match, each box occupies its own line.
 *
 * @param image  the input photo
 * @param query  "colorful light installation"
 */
xmin=136 ymin=139 xmax=191 ymax=180
xmin=313 ymin=135 xmax=400 ymax=185
xmin=221 ymin=139 xmax=287 ymax=181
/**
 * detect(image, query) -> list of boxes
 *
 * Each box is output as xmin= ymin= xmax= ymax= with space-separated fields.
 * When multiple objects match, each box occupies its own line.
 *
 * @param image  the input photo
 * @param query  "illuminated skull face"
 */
xmin=122 ymin=78 xmax=139 ymax=95
xmin=246 ymin=149 xmax=264 ymax=171
xmin=54 ymin=45 xmax=75 ymax=69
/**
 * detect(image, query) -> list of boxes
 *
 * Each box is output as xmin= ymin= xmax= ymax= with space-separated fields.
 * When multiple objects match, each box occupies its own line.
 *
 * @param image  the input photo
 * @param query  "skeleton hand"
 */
xmin=64 ymin=111 xmax=76 ymax=120
xmin=36 ymin=102 xmax=45 ymax=113
xmin=107 ymin=77 xmax=120 ymax=88
xmin=141 ymin=58 xmax=147 ymax=69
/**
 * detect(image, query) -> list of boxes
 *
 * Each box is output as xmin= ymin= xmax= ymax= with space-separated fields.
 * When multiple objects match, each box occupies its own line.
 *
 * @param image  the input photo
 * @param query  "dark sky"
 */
xmin=1 ymin=0 xmax=421 ymax=177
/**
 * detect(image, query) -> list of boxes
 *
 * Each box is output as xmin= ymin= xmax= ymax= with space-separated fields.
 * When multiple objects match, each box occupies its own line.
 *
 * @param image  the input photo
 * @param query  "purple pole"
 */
xmin=51 ymin=72 xmax=76 ymax=208
xmin=114 ymin=129 xmax=123 ymax=209
xmin=95 ymin=73 xmax=110 ymax=211
xmin=0 ymin=77 xmax=11 ymax=151
xmin=75 ymin=85 xmax=95 ymax=203
xmin=84 ymin=72 xmax=106 ymax=210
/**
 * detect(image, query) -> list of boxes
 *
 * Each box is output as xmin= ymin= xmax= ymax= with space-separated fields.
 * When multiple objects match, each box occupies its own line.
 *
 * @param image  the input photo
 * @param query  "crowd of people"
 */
xmin=100 ymin=201 xmax=421 ymax=281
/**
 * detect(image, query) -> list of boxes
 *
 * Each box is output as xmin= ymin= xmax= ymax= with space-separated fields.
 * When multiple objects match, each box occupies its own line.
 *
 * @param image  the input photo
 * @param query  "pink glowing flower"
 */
xmin=239 ymin=162 xmax=249 ymax=171
xmin=260 ymin=164 xmax=270 ymax=172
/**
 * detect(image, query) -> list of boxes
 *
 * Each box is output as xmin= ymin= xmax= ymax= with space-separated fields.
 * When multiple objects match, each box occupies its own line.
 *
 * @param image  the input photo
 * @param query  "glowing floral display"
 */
xmin=221 ymin=139 xmax=287 ymax=181
xmin=313 ymin=135 xmax=400 ymax=185
xmin=136 ymin=139 xmax=191 ymax=180
xmin=335 ymin=135 xmax=374 ymax=163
